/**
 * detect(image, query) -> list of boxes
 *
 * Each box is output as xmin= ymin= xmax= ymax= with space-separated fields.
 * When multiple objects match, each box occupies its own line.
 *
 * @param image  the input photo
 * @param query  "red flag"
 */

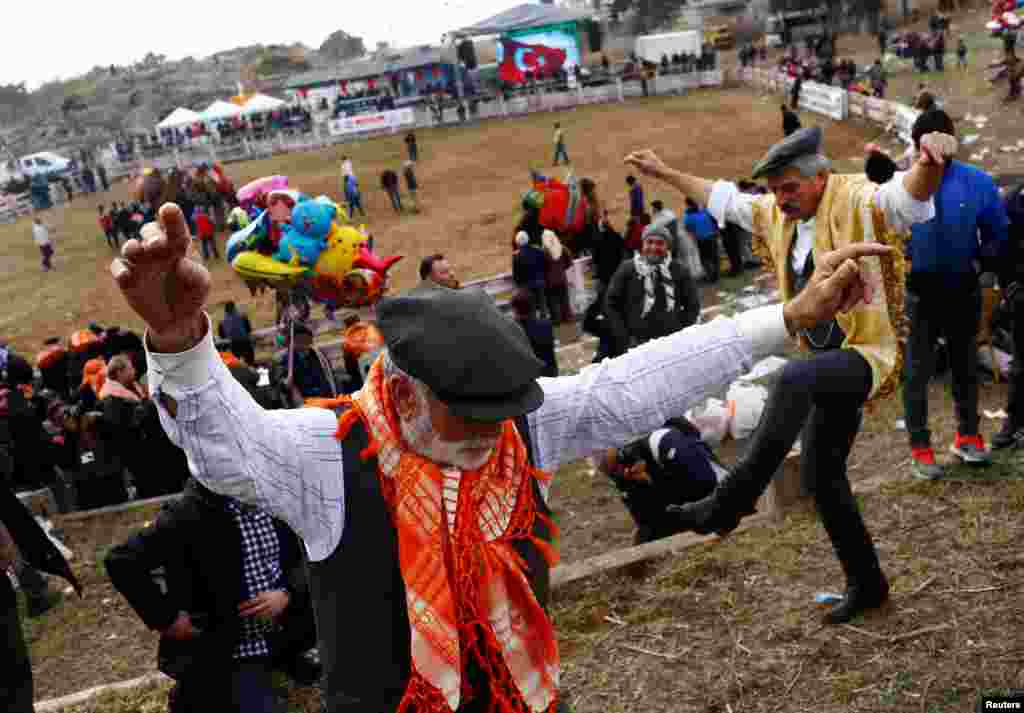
xmin=499 ymin=38 xmax=568 ymax=84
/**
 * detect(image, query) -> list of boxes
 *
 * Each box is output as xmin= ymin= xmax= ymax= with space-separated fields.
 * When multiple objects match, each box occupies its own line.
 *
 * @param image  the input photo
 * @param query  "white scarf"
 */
xmin=633 ymin=254 xmax=675 ymax=318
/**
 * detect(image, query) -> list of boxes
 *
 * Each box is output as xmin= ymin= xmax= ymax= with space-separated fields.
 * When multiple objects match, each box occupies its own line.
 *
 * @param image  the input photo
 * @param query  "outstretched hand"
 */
xmin=623 ymin=149 xmax=669 ymax=179
xmin=111 ymin=204 xmax=210 ymax=353
xmin=783 ymin=242 xmax=892 ymax=333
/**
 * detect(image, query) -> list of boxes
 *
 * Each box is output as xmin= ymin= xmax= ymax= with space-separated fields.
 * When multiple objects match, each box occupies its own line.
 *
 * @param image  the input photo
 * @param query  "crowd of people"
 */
xmin=6 ymin=56 xmax=1024 ymax=713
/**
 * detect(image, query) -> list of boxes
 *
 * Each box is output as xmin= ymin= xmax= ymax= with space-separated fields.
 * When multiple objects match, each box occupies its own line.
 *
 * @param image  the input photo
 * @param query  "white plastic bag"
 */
xmin=685 ymin=398 xmax=731 ymax=447
xmin=726 ymin=382 xmax=769 ymax=441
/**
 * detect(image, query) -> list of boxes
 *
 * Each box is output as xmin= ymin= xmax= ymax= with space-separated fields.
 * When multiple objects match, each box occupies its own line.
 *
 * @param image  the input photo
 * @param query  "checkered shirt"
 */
xmin=226 ymin=499 xmax=284 ymax=659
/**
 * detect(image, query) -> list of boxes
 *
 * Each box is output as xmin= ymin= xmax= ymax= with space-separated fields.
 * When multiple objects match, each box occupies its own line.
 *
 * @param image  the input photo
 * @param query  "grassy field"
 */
xmin=0 ymin=87 xmax=877 ymax=356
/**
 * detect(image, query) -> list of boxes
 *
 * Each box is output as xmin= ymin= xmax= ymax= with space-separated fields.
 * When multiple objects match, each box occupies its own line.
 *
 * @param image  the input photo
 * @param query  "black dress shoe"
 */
xmin=665 ymin=496 xmax=754 ymax=536
xmin=822 ymin=575 xmax=890 ymax=625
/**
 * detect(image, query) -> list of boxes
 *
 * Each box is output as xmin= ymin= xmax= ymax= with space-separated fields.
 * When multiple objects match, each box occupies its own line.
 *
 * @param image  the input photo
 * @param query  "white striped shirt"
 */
xmin=147 ymin=305 xmax=789 ymax=561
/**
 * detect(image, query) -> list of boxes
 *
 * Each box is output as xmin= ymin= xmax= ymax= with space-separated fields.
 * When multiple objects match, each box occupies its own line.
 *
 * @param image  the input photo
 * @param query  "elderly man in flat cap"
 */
xmin=604 ymin=223 xmax=701 ymax=358
xmin=625 ymin=125 xmax=956 ymax=624
xmin=111 ymin=202 xmax=893 ymax=713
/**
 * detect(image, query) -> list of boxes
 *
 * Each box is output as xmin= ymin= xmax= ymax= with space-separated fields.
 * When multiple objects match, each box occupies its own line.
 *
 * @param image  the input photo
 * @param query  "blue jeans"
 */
xmin=553 ymin=143 xmax=569 ymax=165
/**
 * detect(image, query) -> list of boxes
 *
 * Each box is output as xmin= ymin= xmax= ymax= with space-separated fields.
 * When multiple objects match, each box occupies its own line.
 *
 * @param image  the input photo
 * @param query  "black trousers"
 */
xmin=697 ymin=237 xmax=720 ymax=282
xmin=742 ymin=349 xmax=879 ymax=580
xmin=902 ymin=287 xmax=981 ymax=448
xmin=720 ymin=224 xmax=745 ymax=275
xmin=169 ymin=657 xmax=276 ymax=713
xmin=1 ymin=579 xmax=34 ymax=713
xmin=1006 ymin=290 xmax=1024 ymax=427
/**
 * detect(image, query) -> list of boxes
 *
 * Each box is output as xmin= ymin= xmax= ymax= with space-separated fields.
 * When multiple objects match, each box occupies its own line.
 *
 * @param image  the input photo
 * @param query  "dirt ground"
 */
xmin=0 ymin=87 xmax=876 ymax=356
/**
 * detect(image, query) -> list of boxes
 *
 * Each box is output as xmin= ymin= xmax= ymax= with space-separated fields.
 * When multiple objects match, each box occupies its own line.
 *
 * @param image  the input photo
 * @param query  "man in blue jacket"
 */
xmin=684 ymin=197 xmax=722 ymax=283
xmin=903 ymin=110 xmax=1010 ymax=479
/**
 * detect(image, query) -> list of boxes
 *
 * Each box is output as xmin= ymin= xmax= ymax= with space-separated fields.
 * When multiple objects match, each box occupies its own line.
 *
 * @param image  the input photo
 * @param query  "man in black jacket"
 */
xmin=1 ymin=485 xmax=81 ymax=712
xmin=105 ymin=479 xmax=318 ymax=713
xmin=994 ymin=181 xmax=1024 ymax=448
xmin=604 ymin=224 xmax=701 ymax=357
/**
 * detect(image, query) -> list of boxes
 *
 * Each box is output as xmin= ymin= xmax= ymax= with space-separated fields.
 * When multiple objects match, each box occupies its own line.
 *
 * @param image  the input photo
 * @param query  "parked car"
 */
xmin=17 ymin=151 xmax=73 ymax=178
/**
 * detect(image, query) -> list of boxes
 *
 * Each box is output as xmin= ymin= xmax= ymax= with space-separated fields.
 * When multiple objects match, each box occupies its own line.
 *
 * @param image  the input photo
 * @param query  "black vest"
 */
xmin=308 ymin=414 xmax=554 ymax=713
xmin=787 ymin=243 xmax=845 ymax=351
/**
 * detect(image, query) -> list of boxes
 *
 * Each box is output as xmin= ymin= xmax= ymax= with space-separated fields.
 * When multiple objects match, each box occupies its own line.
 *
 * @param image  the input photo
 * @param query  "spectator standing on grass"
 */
xmin=685 ymin=197 xmax=721 ymax=283
xmin=604 ymin=224 xmax=701 ymax=358
xmin=194 ymin=206 xmax=218 ymax=261
xmin=552 ymin=122 xmax=569 ymax=166
xmin=542 ymin=229 xmax=573 ymax=325
xmin=218 ymin=301 xmax=255 ymax=366
xmin=277 ymin=323 xmax=337 ymax=406
xmin=957 ymin=37 xmax=968 ymax=70
xmin=650 ymin=199 xmax=682 ymax=260
xmin=404 ymin=131 xmax=418 ymax=162
xmin=627 ymin=174 xmax=645 ymax=219
xmin=901 ymin=111 xmax=1009 ymax=479
xmin=105 ymin=478 xmax=319 ymax=713
xmin=99 ymin=205 xmax=117 ymax=249
xmin=344 ymin=175 xmax=365 ymax=218
xmin=509 ymin=289 xmax=558 ymax=377
xmin=512 ymin=231 xmax=549 ymax=319
xmin=781 ymin=104 xmax=801 ymax=137
xmin=403 ymin=161 xmax=419 ymax=213
xmin=992 ymin=180 xmax=1024 ymax=448
xmin=381 ymin=169 xmax=402 ymax=214
xmin=32 ymin=216 xmax=54 ymax=272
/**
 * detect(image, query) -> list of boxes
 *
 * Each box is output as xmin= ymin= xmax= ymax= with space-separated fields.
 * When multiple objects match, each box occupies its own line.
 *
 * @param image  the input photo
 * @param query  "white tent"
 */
xmin=241 ymin=94 xmax=287 ymax=115
xmin=200 ymin=100 xmax=242 ymax=121
xmin=156 ymin=107 xmax=201 ymax=129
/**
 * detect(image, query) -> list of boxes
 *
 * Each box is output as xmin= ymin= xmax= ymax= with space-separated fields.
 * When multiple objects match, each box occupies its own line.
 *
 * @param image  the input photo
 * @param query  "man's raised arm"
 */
xmin=112 ymin=205 xmax=345 ymax=561
xmin=528 ymin=242 xmax=890 ymax=472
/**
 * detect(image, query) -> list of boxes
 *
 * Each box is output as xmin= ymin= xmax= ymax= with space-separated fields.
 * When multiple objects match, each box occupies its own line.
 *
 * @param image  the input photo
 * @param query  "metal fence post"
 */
xmin=616 ymin=78 xmax=624 ymax=103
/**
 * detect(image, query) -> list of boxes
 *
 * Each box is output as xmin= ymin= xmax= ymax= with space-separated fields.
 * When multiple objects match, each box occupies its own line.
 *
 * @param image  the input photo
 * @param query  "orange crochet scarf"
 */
xmin=320 ymin=357 xmax=560 ymax=713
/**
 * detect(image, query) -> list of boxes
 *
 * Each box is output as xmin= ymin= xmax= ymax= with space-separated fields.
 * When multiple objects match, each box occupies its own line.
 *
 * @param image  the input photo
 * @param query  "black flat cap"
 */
xmin=376 ymin=285 xmax=546 ymax=422
xmin=752 ymin=127 xmax=824 ymax=180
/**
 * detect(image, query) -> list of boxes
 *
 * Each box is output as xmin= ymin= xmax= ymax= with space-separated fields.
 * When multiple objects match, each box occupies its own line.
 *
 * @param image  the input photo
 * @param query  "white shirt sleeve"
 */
xmin=707 ymin=180 xmax=758 ymax=234
xmin=873 ymin=171 xmax=935 ymax=234
xmin=528 ymin=303 xmax=789 ymax=474
xmin=146 ymin=315 xmax=345 ymax=562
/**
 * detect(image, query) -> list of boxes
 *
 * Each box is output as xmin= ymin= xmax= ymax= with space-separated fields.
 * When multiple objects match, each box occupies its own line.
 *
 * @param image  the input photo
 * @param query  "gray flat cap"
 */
xmin=376 ymin=284 xmax=545 ymax=423
xmin=641 ymin=224 xmax=673 ymax=243
xmin=752 ymin=127 xmax=824 ymax=180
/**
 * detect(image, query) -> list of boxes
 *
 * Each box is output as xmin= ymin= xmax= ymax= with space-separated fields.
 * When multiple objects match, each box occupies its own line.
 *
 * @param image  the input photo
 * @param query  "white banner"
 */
xmin=327 ymin=108 xmax=416 ymax=137
xmin=798 ymin=81 xmax=848 ymax=121
xmin=700 ymin=70 xmax=725 ymax=87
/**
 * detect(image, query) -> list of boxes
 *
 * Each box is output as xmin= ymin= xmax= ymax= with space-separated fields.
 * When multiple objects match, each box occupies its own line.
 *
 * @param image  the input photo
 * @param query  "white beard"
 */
xmin=398 ymin=382 xmax=498 ymax=471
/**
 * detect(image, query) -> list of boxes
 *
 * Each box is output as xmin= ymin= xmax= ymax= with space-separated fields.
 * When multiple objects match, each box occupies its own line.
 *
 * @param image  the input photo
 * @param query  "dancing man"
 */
xmin=112 ymin=200 xmax=890 ymax=711
xmin=625 ymin=125 xmax=955 ymax=623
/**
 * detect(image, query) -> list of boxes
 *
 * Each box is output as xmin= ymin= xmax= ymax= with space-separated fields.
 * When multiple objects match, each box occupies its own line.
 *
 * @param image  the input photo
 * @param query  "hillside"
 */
xmin=0 ymin=40 xmax=346 ymax=161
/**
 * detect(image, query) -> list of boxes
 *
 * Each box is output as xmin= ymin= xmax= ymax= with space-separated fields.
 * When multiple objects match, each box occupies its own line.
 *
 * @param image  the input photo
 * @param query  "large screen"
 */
xmin=497 ymin=22 xmax=581 ymax=84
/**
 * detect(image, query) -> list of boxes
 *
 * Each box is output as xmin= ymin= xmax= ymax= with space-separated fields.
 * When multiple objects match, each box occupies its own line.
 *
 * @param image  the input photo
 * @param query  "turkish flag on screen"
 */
xmin=499 ymin=38 xmax=568 ymax=83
